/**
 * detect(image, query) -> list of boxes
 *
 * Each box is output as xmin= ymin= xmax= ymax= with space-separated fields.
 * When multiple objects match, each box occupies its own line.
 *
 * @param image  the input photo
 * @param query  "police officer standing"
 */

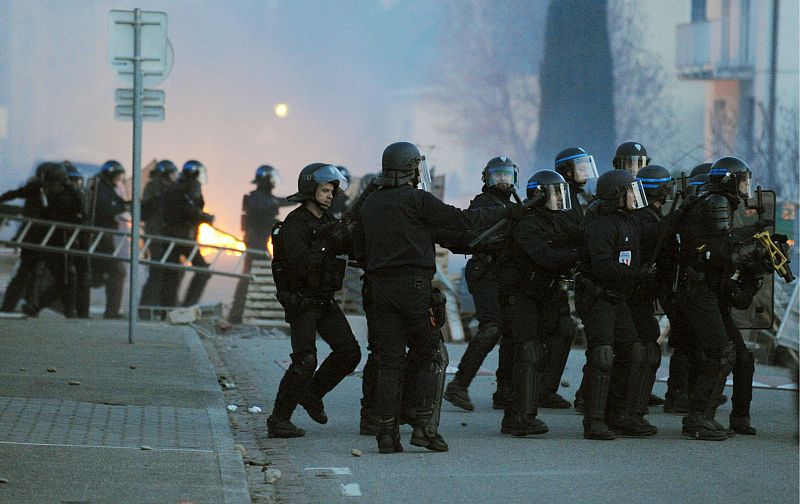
xmin=267 ymin=163 xmax=361 ymax=438
xmin=162 ymin=160 xmax=214 ymax=307
xmin=495 ymin=170 xmax=583 ymax=436
xmin=613 ymin=141 xmax=650 ymax=177
xmin=577 ymin=169 xmax=655 ymax=439
xmin=358 ymin=142 xmax=521 ymax=453
xmin=88 ymin=160 xmax=129 ymax=319
xmin=444 ymin=156 xmax=518 ymax=412
xmin=546 ymin=147 xmax=599 ymax=410
xmin=674 ymin=157 xmax=756 ymax=440
xmin=228 ymin=165 xmax=291 ymax=324
xmin=139 ymin=160 xmax=178 ymax=318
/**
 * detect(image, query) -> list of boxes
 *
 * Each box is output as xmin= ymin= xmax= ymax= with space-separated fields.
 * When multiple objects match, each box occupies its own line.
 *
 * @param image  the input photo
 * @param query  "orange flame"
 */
xmin=267 ymin=235 xmax=274 ymax=258
xmin=197 ymin=223 xmax=246 ymax=257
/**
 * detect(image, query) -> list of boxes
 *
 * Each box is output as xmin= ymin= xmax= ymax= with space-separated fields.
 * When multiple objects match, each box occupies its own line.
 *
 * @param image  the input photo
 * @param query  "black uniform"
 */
xmin=359 ymin=184 xmax=507 ymax=450
xmin=270 ymin=206 xmax=361 ymax=426
xmin=139 ymin=175 xmax=176 ymax=314
xmin=0 ymin=180 xmax=48 ymax=312
xmin=495 ymin=207 xmax=582 ymax=434
xmin=577 ymin=209 xmax=656 ymax=438
xmin=447 ymin=187 xmax=514 ymax=408
xmin=161 ymin=179 xmax=213 ymax=307
xmin=228 ymin=187 xmax=290 ymax=324
xmin=88 ymin=177 xmax=128 ymax=318
xmin=674 ymin=191 xmax=740 ymax=436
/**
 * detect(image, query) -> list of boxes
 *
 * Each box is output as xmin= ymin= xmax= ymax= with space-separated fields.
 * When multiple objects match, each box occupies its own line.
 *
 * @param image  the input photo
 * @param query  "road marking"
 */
xmin=304 ymin=467 xmax=352 ymax=476
xmin=341 ymin=483 xmax=362 ymax=497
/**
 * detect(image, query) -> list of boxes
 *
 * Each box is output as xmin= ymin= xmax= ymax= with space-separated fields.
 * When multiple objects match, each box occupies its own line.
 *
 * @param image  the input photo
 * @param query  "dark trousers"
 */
xmin=90 ymin=235 xmax=126 ymax=317
xmin=1 ymin=249 xmax=38 ymax=312
xmin=541 ymin=290 xmax=576 ymax=397
xmin=162 ymin=244 xmax=210 ymax=307
xmin=455 ymin=272 xmax=512 ymax=389
xmin=368 ymin=274 xmax=438 ymax=420
xmin=140 ymin=241 xmax=169 ymax=313
xmin=228 ymin=253 xmax=255 ymax=324
xmin=273 ymin=299 xmax=361 ymax=418
xmin=582 ymin=297 xmax=637 ymax=413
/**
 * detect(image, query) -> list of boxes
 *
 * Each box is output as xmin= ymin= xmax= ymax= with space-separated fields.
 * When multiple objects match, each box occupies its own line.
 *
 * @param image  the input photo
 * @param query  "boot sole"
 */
xmin=444 ymin=393 xmax=474 ymax=412
xmin=681 ymin=430 xmax=729 ymax=441
xmin=410 ymin=438 xmax=449 ymax=452
xmin=583 ymin=432 xmax=616 ymax=440
xmin=268 ymin=430 xmax=305 ymax=438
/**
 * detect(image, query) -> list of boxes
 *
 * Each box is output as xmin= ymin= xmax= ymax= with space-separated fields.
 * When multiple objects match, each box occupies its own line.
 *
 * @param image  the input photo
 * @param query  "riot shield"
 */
xmin=731 ymin=190 xmax=776 ymax=330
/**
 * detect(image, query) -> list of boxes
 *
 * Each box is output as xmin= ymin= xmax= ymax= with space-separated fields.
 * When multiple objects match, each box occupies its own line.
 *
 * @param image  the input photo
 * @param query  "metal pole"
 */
xmin=767 ymin=0 xmax=779 ymax=185
xmin=128 ymin=8 xmax=143 ymax=344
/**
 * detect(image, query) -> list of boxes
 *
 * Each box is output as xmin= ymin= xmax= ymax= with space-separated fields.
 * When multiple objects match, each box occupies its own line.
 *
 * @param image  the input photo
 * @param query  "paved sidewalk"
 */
xmin=0 ymin=318 xmax=249 ymax=504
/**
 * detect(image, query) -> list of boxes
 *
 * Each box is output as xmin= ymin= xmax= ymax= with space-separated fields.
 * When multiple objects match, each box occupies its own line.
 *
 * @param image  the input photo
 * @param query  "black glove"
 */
xmin=200 ymin=212 xmax=214 ymax=224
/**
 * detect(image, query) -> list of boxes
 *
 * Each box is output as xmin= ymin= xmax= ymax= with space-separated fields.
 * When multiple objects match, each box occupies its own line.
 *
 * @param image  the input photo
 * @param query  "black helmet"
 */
xmin=376 ymin=142 xmax=430 ymax=188
xmin=100 ymin=160 xmax=125 ymax=180
xmin=154 ymin=159 xmax=178 ymax=178
xmin=252 ymin=164 xmax=280 ymax=187
xmin=287 ymin=163 xmax=349 ymax=204
xmin=337 ymin=166 xmax=352 ymax=184
xmin=613 ymin=141 xmax=650 ymax=177
xmin=636 ymin=164 xmax=674 ymax=204
xmin=708 ymin=156 xmax=753 ymax=200
xmin=689 ymin=162 xmax=712 ymax=179
xmin=357 ymin=172 xmax=378 ymax=194
xmin=554 ymin=147 xmax=598 ymax=186
xmin=687 ymin=162 xmax=712 ymax=194
xmin=63 ymin=161 xmax=83 ymax=180
xmin=40 ymin=162 xmax=68 ymax=183
xmin=181 ymin=159 xmax=207 ymax=183
xmin=482 ymin=156 xmax=518 ymax=190
xmin=595 ymin=169 xmax=648 ymax=213
xmin=526 ymin=170 xmax=571 ymax=211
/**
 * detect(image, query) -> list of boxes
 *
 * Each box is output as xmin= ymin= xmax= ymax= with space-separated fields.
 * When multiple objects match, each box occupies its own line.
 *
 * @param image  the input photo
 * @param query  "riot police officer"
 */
xmin=228 ymin=165 xmax=291 ymax=324
xmin=673 ymin=156 xmax=755 ymax=440
xmin=547 ymin=147 xmax=599 ymax=409
xmin=495 ymin=170 xmax=583 ymax=436
xmin=139 ymin=160 xmax=178 ymax=318
xmin=162 ymin=160 xmax=214 ymax=307
xmin=577 ymin=169 xmax=655 ymax=439
xmin=267 ymin=163 xmax=361 ymax=438
xmin=358 ymin=142 xmax=520 ymax=453
xmin=613 ymin=141 xmax=650 ymax=177
xmin=88 ymin=160 xmax=129 ymax=319
xmin=444 ymin=156 xmax=518 ymax=412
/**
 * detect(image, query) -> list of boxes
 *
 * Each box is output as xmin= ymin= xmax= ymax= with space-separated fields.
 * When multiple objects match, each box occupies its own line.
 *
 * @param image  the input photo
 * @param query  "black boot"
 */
xmin=607 ymin=410 xmax=656 ymax=437
xmin=376 ymin=418 xmax=403 ymax=454
xmin=681 ymin=412 xmax=728 ymax=441
xmin=410 ymin=421 xmax=449 ymax=452
xmin=501 ymin=412 xmax=549 ymax=437
xmin=360 ymin=407 xmax=379 ymax=436
xmin=663 ymin=389 xmax=689 ymax=414
xmin=444 ymin=380 xmax=474 ymax=411
xmin=540 ymin=392 xmax=571 ymax=409
xmin=267 ymin=414 xmax=305 ymax=438
xmin=583 ymin=346 xmax=615 ymax=440
xmin=299 ymin=391 xmax=328 ymax=424
xmin=492 ymin=385 xmax=510 ymax=410
xmin=729 ymin=415 xmax=757 ymax=435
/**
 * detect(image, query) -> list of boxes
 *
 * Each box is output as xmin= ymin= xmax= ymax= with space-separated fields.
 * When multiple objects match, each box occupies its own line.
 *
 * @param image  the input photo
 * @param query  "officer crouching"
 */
xmin=267 ymin=163 xmax=361 ymax=438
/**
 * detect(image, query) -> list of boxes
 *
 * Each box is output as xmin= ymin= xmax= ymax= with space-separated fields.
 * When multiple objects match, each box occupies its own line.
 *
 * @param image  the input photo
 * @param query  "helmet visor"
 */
xmin=545 ymin=183 xmax=572 ymax=211
xmin=619 ymin=156 xmax=649 ymax=177
xmin=313 ymin=165 xmax=349 ymax=190
xmin=197 ymin=165 xmax=208 ymax=184
xmin=572 ymin=155 xmax=599 ymax=183
xmin=625 ymin=180 xmax=648 ymax=210
xmin=418 ymin=156 xmax=432 ymax=191
xmin=486 ymin=165 xmax=518 ymax=188
xmin=737 ymin=170 xmax=754 ymax=200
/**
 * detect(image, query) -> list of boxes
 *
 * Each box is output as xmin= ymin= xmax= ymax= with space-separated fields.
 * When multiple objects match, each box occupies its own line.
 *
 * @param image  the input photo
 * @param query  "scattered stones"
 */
xmin=68 ymin=380 xmax=81 ymax=386
xmin=221 ymin=381 xmax=237 ymax=390
xmin=351 ymin=448 xmax=363 ymax=457
xmin=245 ymin=459 xmax=270 ymax=467
xmin=227 ymin=404 xmax=238 ymax=412
xmin=0 ymin=478 xmax=8 ymax=484
xmin=140 ymin=445 xmax=152 ymax=451
xmin=247 ymin=406 xmax=262 ymax=414
xmin=130 ymin=365 xmax=138 ymax=370
xmin=461 ymin=422 xmax=467 ymax=427
xmin=46 ymin=367 xmax=57 ymax=373
xmin=19 ymin=367 xmax=26 ymax=371
xmin=264 ymin=468 xmax=282 ymax=484
xmin=561 ymin=379 xmax=571 ymax=388
xmin=234 ymin=444 xmax=247 ymax=458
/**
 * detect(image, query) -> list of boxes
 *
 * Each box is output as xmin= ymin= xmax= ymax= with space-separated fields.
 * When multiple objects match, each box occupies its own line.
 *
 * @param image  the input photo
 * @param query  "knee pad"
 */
xmin=290 ymin=352 xmax=317 ymax=377
xmin=588 ymin=345 xmax=614 ymax=372
xmin=645 ymin=342 xmax=662 ymax=369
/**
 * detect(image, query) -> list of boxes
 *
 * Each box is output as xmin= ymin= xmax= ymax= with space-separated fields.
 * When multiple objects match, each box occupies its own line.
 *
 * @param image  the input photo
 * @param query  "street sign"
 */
xmin=115 ymin=105 xmax=165 ymax=122
xmin=115 ymin=89 xmax=165 ymax=107
xmin=108 ymin=10 xmax=170 ymax=86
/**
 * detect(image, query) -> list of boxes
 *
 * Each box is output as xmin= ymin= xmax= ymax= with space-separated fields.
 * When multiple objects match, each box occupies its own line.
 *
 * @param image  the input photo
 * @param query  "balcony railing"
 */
xmin=676 ymin=20 xmax=754 ymax=80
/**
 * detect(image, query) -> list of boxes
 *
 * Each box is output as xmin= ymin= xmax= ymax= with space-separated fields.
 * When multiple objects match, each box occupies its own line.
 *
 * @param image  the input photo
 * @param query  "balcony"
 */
xmin=676 ymin=20 xmax=754 ymax=80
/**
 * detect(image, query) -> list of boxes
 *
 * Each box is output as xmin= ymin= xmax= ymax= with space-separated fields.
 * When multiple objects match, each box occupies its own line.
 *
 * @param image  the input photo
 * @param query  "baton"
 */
xmin=468 ymin=189 xmax=530 ymax=248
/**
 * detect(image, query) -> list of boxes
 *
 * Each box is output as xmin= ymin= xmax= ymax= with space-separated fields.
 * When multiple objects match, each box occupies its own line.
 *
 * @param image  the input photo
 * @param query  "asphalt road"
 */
xmin=223 ymin=330 xmax=799 ymax=504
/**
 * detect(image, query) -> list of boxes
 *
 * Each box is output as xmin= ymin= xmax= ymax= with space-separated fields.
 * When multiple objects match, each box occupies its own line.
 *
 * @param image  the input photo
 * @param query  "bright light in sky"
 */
xmin=274 ymin=103 xmax=288 ymax=118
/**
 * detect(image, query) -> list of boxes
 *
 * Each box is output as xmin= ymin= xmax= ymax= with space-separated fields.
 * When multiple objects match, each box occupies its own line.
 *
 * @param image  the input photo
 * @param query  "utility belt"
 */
xmin=574 ymin=273 xmax=627 ymax=302
xmin=367 ymin=265 xmax=434 ymax=279
xmin=274 ymin=291 xmax=336 ymax=324
xmin=519 ymin=267 xmax=560 ymax=301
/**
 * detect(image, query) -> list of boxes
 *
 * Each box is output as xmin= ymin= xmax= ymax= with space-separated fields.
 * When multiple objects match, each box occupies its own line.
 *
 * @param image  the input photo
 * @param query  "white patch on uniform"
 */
xmin=619 ymin=250 xmax=632 ymax=266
